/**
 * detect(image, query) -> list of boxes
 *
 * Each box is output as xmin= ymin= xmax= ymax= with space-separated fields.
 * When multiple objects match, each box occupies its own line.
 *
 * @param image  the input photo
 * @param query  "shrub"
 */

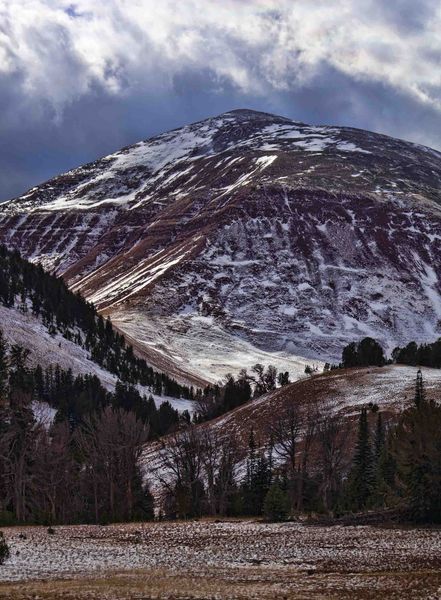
xmin=263 ymin=482 xmax=289 ymax=522
xmin=0 ymin=532 xmax=10 ymax=565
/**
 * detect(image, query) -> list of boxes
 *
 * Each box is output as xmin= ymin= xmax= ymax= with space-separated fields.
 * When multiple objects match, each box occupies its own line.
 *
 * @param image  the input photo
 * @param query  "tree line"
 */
xmin=392 ymin=339 xmax=441 ymax=368
xmin=0 ymin=323 xmax=297 ymax=525
xmin=1 ymin=327 xmax=439 ymax=524
xmin=194 ymin=364 xmax=290 ymax=422
xmin=0 ymin=330 xmax=192 ymax=525
xmin=342 ymin=335 xmax=441 ymax=370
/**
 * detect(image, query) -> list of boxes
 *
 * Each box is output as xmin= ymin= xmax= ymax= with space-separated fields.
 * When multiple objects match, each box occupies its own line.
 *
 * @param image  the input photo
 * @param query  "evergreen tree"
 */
xmin=392 ymin=397 xmax=441 ymax=522
xmin=414 ymin=369 xmax=425 ymax=408
xmin=393 ymin=339 xmax=441 ymax=369
xmin=371 ymin=440 xmax=396 ymax=509
xmin=374 ymin=412 xmax=385 ymax=462
xmin=342 ymin=342 xmax=358 ymax=367
xmin=369 ymin=412 xmax=394 ymax=508
xmin=277 ymin=371 xmax=290 ymax=386
xmin=342 ymin=337 xmax=385 ymax=368
xmin=347 ymin=407 xmax=373 ymax=511
xmin=264 ymin=479 xmax=289 ymax=522
xmin=0 ymin=331 xmax=8 ymax=403
xmin=241 ymin=428 xmax=271 ymax=516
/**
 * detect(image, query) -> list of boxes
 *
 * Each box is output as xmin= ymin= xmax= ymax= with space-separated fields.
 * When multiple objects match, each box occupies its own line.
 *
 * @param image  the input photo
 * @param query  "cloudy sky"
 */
xmin=1 ymin=0 xmax=440 ymax=201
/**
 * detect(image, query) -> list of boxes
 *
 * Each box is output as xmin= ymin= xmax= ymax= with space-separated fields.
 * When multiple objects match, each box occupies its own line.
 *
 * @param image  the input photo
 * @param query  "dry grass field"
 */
xmin=0 ymin=519 xmax=440 ymax=599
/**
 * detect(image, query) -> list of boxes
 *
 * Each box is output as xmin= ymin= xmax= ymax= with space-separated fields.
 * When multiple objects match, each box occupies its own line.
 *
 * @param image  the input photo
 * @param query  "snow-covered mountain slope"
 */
xmin=0 ymin=303 xmax=118 ymax=390
xmin=0 ymin=303 xmax=192 ymax=412
xmin=1 ymin=109 xmax=441 ymax=382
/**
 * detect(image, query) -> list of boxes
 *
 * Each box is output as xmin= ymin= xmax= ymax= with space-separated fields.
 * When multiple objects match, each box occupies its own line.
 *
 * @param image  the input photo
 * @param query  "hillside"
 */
xmin=0 ymin=245 xmax=193 ymax=410
xmin=1 ymin=109 xmax=441 ymax=382
xmin=143 ymin=364 xmax=441 ymax=493
xmin=204 ymin=364 xmax=441 ymax=448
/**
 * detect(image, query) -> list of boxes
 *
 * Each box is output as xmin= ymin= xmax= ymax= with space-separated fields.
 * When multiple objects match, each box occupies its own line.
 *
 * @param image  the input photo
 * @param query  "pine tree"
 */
xmin=342 ymin=338 xmax=385 ymax=368
xmin=242 ymin=428 xmax=271 ymax=515
xmin=347 ymin=407 xmax=373 ymax=511
xmin=392 ymin=395 xmax=441 ymax=522
xmin=0 ymin=331 xmax=8 ymax=403
xmin=264 ymin=479 xmax=289 ymax=521
xmin=414 ymin=369 xmax=425 ymax=408
xmin=374 ymin=412 xmax=385 ymax=462
xmin=33 ymin=365 xmax=45 ymax=401
xmin=371 ymin=441 xmax=396 ymax=509
xmin=370 ymin=412 xmax=393 ymax=507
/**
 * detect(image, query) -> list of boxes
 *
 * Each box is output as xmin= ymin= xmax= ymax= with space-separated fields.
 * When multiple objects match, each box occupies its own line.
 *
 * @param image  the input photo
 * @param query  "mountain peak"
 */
xmin=224 ymin=108 xmax=284 ymax=118
xmin=220 ymin=107 xmax=298 ymax=124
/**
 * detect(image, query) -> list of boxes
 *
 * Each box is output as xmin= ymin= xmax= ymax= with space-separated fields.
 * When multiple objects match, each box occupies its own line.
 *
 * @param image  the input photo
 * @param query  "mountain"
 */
xmin=1 ymin=109 xmax=441 ymax=383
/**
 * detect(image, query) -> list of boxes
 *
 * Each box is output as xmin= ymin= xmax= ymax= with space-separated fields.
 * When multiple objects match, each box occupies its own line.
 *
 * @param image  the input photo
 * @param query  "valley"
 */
xmin=0 ymin=111 xmax=441 ymax=598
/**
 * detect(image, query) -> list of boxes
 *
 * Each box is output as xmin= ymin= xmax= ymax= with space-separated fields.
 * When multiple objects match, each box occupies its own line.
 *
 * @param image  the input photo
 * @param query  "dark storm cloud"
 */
xmin=0 ymin=0 xmax=440 ymax=201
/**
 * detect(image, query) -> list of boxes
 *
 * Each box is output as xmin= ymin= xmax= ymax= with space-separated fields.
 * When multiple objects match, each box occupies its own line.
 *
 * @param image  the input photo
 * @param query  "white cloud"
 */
xmin=1 ymin=0 xmax=440 ymax=115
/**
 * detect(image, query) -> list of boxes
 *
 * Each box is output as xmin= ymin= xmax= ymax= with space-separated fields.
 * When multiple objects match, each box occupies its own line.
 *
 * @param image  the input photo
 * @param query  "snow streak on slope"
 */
xmin=111 ymin=307 xmax=319 ymax=385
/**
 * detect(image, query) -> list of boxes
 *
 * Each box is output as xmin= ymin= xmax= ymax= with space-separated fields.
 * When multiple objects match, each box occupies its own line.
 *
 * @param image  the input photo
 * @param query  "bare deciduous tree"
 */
xmin=316 ymin=402 xmax=350 ymax=513
xmin=158 ymin=426 xmax=206 ymax=518
xmin=75 ymin=407 xmax=150 ymax=523
xmin=201 ymin=429 xmax=239 ymax=516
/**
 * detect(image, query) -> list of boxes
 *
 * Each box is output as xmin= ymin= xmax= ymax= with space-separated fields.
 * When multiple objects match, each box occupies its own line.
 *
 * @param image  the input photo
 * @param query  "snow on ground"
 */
xmin=142 ymin=364 xmax=441 ymax=507
xmin=318 ymin=364 xmax=441 ymax=416
xmin=83 ymin=238 xmax=201 ymax=309
xmin=112 ymin=308 xmax=321 ymax=385
xmin=150 ymin=392 xmax=194 ymax=414
xmin=39 ymin=113 xmax=237 ymax=212
xmin=1 ymin=520 xmax=441 ymax=599
xmin=26 ymin=112 xmax=379 ymax=214
xmin=0 ymin=303 xmax=118 ymax=390
xmin=31 ymin=400 xmax=57 ymax=428
xmin=3 ymin=109 xmax=441 ymax=400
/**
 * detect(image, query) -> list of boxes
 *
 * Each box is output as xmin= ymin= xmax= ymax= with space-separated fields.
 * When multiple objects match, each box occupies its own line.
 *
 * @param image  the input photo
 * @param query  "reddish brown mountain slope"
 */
xmin=1 ymin=110 xmax=441 ymax=383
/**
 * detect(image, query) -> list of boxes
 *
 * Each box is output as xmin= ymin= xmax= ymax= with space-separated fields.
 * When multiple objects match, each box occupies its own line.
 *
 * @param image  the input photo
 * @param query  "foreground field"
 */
xmin=0 ymin=520 xmax=440 ymax=599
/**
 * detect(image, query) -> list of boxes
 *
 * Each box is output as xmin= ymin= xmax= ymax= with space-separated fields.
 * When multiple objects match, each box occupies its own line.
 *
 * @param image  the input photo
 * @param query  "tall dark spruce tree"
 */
xmin=242 ymin=428 xmax=271 ymax=516
xmin=369 ymin=411 xmax=396 ymax=508
xmin=347 ymin=407 xmax=373 ymax=511
xmin=392 ymin=370 xmax=441 ymax=522
xmin=414 ymin=369 xmax=425 ymax=407
xmin=0 ymin=331 xmax=8 ymax=402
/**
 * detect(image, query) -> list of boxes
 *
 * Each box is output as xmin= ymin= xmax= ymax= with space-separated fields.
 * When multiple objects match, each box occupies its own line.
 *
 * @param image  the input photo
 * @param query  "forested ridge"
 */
xmin=0 ymin=245 xmax=193 ymax=524
xmin=0 ymin=244 xmax=193 ymax=399
xmin=154 ymin=371 xmax=441 ymax=524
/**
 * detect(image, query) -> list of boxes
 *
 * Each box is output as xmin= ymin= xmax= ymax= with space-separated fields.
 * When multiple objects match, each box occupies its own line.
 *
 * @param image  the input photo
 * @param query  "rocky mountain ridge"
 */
xmin=1 ymin=109 xmax=441 ymax=383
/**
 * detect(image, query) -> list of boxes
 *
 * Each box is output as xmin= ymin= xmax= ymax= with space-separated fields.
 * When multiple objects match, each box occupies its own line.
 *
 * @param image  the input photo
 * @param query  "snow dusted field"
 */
xmin=0 ymin=520 xmax=441 ymax=598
